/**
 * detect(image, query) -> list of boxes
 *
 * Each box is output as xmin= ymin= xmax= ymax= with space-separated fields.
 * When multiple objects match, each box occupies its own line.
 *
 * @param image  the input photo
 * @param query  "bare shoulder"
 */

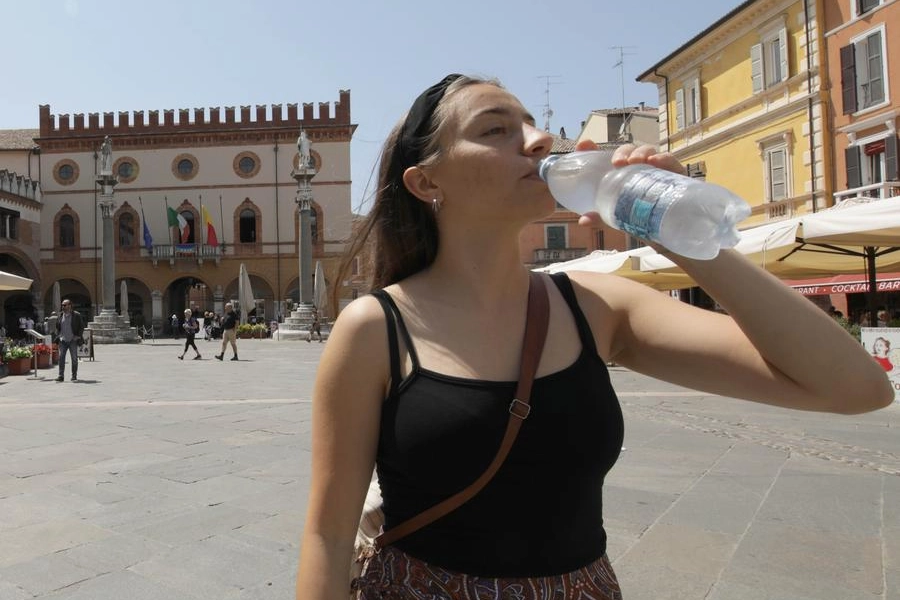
xmin=328 ymin=294 xmax=389 ymax=346
xmin=560 ymin=269 xmax=662 ymax=309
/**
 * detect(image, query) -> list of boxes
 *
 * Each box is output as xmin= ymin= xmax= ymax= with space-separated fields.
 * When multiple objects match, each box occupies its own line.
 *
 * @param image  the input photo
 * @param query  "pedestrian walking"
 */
xmin=55 ymin=298 xmax=84 ymax=382
xmin=295 ymin=73 xmax=894 ymax=600
xmin=178 ymin=308 xmax=201 ymax=360
xmin=215 ymin=303 xmax=238 ymax=361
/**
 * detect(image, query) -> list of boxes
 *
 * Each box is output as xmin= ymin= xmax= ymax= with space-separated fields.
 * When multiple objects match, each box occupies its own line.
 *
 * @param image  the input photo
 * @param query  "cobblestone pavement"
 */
xmin=0 ymin=340 xmax=898 ymax=599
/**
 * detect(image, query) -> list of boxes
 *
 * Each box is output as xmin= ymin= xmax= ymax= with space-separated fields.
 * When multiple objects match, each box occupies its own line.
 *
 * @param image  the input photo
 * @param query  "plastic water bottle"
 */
xmin=538 ymin=150 xmax=751 ymax=260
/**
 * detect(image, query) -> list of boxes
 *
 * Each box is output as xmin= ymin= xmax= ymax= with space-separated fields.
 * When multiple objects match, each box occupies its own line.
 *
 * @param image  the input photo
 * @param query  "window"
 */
xmin=233 ymin=151 xmax=261 ymax=178
xmin=351 ymin=257 xmax=360 ymax=276
xmin=0 ymin=208 xmax=19 ymax=240
xmin=119 ymin=213 xmax=135 ymax=247
xmin=594 ymin=230 xmax=605 ymax=250
xmin=53 ymin=159 xmax=79 ymax=185
xmin=239 ymin=209 xmax=257 ymax=243
xmin=674 ymin=76 xmax=701 ymax=131
xmin=845 ymin=135 xmax=898 ymax=193
xmin=765 ymin=146 xmax=788 ymax=202
xmin=857 ymin=0 xmax=882 ymax=16
xmin=751 ymin=26 xmax=788 ymax=93
xmin=546 ymin=225 xmax=566 ymax=250
xmin=117 ymin=161 xmax=135 ymax=179
xmin=841 ymin=28 xmax=887 ymax=114
xmin=59 ymin=215 xmax=75 ymax=247
xmin=172 ymin=154 xmax=199 ymax=181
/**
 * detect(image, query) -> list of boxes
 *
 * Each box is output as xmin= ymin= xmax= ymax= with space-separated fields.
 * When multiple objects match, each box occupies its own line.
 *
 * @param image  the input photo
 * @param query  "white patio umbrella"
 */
xmin=313 ymin=261 xmax=327 ymax=317
xmin=52 ymin=281 xmax=61 ymax=311
xmin=120 ymin=280 xmax=129 ymax=317
xmin=238 ymin=263 xmax=255 ymax=325
xmin=538 ymin=246 xmax=694 ymax=290
xmin=0 ymin=270 xmax=32 ymax=291
xmin=637 ymin=196 xmax=900 ymax=309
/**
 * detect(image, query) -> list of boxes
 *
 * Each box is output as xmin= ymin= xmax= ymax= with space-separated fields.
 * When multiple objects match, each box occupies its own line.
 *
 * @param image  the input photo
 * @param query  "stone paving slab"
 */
xmin=0 ymin=342 xmax=898 ymax=599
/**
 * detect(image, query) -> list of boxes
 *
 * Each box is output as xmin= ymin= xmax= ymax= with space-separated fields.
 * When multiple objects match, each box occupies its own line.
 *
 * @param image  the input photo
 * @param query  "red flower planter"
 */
xmin=5 ymin=357 xmax=32 ymax=376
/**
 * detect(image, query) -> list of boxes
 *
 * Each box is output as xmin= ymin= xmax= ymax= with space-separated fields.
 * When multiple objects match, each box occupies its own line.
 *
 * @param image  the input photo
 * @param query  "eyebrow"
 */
xmin=470 ymin=106 xmax=536 ymax=126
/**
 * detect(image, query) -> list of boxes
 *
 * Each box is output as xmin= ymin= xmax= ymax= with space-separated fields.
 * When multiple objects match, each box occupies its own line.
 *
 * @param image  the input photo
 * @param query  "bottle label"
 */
xmin=613 ymin=169 xmax=684 ymax=240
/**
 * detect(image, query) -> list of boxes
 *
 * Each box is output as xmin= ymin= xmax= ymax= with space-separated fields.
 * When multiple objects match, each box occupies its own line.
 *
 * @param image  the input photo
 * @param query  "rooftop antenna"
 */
xmin=537 ymin=75 xmax=562 ymax=132
xmin=610 ymin=46 xmax=638 ymax=140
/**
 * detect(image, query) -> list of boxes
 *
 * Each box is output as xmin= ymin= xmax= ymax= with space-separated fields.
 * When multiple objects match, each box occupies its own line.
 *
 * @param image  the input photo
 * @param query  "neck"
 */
xmin=419 ymin=220 xmax=531 ymax=308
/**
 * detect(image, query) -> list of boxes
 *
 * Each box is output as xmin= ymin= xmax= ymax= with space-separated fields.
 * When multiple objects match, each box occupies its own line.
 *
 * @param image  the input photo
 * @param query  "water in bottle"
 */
xmin=538 ymin=150 xmax=751 ymax=260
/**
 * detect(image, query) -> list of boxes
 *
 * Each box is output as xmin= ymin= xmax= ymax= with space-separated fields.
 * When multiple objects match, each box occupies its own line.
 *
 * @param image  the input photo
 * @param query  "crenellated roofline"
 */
xmin=38 ymin=90 xmax=351 ymax=139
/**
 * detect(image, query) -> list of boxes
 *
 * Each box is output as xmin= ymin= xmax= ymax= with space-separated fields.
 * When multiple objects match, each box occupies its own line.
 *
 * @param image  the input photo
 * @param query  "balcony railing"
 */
xmin=533 ymin=247 xmax=588 ymax=264
xmin=833 ymin=181 xmax=900 ymax=204
xmin=151 ymin=243 xmax=222 ymax=263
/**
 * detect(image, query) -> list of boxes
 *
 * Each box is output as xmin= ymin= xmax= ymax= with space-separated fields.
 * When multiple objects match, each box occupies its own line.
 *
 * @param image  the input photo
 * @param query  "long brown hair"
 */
xmin=334 ymin=75 xmax=501 ymax=304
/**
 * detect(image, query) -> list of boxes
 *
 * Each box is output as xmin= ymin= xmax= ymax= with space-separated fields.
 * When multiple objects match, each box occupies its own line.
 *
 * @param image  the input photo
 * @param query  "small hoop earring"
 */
xmin=432 ymin=198 xmax=442 ymax=214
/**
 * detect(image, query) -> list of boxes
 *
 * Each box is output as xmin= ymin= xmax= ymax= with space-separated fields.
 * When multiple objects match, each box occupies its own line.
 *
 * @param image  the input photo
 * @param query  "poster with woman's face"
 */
xmin=861 ymin=327 xmax=900 ymax=403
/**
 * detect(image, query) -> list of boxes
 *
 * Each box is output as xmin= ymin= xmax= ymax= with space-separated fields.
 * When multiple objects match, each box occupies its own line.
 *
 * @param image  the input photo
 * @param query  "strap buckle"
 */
xmin=508 ymin=398 xmax=531 ymax=420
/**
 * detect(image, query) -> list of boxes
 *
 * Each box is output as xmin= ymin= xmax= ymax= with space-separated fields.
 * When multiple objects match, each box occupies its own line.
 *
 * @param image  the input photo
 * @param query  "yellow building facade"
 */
xmin=638 ymin=0 xmax=831 ymax=225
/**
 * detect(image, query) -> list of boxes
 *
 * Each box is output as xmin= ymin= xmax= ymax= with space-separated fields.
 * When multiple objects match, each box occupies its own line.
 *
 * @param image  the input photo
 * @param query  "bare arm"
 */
xmin=571 ymin=142 xmax=892 ymax=414
xmin=295 ymin=297 xmax=389 ymax=600
xmin=571 ymin=252 xmax=892 ymax=413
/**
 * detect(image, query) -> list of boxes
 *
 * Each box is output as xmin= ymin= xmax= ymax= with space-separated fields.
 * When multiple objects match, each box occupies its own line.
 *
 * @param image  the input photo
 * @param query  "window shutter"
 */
xmin=778 ymin=28 xmax=788 ymax=82
xmin=885 ymin=135 xmax=898 ymax=182
xmin=840 ymin=44 xmax=857 ymax=114
xmin=769 ymin=149 xmax=786 ymax=201
xmin=751 ymin=43 xmax=763 ymax=93
xmin=845 ymin=146 xmax=861 ymax=189
xmin=692 ymin=79 xmax=701 ymax=124
xmin=675 ymin=88 xmax=684 ymax=130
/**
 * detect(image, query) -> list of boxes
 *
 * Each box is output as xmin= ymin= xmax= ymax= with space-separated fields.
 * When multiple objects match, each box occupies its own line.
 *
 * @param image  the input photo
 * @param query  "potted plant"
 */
xmin=34 ymin=343 xmax=53 ymax=369
xmin=3 ymin=346 xmax=34 ymax=376
xmin=51 ymin=342 xmax=60 ymax=364
xmin=236 ymin=323 xmax=268 ymax=339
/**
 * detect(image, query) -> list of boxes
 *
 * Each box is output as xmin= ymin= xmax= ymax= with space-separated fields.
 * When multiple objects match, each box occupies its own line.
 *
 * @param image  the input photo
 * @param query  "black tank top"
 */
xmin=371 ymin=272 xmax=624 ymax=577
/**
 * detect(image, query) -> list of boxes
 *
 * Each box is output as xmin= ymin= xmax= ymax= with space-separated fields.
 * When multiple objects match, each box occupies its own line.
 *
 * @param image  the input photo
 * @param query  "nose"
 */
xmin=523 ymin=123 xmax=553 ymax=157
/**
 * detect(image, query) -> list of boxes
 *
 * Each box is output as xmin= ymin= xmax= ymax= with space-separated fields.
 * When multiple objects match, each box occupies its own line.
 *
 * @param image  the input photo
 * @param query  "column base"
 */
xmin=86 ymin=309 xmax=141 ymax=344
xmin=273 ymin=303 xmax=330 ymax=341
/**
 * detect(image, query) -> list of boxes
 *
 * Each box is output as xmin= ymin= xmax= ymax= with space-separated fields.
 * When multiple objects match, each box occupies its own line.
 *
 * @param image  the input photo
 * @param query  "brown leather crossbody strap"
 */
xmin=374 ymin=272 xmax=550 ymax=550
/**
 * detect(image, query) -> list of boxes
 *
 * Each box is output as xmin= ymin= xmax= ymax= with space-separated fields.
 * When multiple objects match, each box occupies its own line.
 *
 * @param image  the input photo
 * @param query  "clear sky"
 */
xmin=3 ymin=0 xmax=737 ymax=213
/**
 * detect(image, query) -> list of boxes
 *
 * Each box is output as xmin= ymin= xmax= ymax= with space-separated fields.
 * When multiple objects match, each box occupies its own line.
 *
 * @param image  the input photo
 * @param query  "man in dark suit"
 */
xmin=55 ymin=299 xmax=85 ymax=382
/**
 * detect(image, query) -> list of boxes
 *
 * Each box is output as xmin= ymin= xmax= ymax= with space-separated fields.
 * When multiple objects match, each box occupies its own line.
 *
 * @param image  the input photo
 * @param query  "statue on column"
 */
xmin=100 ymin=136 xmax=113 ymax=175
xmin=298 ymin=130 xmax=312 ymax=170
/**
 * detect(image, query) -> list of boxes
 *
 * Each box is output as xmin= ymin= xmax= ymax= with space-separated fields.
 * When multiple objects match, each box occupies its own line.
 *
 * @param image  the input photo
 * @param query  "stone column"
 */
xmin=99 ymin=200 xmax=116 ymax=313
xmin=86 ymin=137 xmax=139 ymax=344
xmin=275 ymin=130 xmax=323 ymax=340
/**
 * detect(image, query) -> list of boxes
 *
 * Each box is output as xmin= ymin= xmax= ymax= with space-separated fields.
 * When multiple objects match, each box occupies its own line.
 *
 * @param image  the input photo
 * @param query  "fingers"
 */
xmin=574 ymin=139 xmax=598 ymax=151
xmin=578 ymin=212 xmax=602 ymax=227
xmin=610 ymin=144 xmax=687 ymax=175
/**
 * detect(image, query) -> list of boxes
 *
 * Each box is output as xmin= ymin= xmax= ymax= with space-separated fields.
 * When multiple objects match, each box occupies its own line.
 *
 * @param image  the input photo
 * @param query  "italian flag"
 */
xmin=166 ymin=207 xmax=190 ymax=243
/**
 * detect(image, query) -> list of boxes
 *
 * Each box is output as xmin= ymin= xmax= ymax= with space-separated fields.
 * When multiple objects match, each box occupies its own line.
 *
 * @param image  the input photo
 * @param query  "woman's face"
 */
xmin=874 ymin=338 xmax=889 ymax=356
xmin=424 ymin=84 xmax=556 ymax=222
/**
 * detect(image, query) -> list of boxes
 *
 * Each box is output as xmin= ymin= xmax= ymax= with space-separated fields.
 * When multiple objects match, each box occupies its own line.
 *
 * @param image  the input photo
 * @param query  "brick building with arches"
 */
xmin=0 ymin=90 xmax=355 ymax=334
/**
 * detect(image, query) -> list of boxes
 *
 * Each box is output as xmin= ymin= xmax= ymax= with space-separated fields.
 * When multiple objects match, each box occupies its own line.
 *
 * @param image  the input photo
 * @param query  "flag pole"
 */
xmin=164 ymin=196 xmax=173 ymax=248
xmin=219 ymin=195 xmax=226 ymax=251
xmin=198 ymin=194 xmax=204 ymax=247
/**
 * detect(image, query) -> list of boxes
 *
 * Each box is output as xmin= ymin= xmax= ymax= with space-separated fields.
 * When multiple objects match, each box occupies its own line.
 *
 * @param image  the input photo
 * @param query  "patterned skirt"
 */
xmin=352 ymin=546 xmax=622 ymax=600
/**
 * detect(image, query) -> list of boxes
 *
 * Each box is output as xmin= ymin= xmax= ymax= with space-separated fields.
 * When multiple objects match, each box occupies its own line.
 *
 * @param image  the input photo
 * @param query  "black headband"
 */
xmin=394 ymin=73 xmax=464 ymax=171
